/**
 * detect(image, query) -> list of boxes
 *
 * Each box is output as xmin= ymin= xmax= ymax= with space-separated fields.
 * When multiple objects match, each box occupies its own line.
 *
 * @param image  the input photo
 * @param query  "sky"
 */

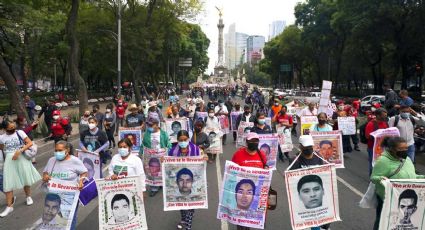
xmin=196 ymin=0 xmax=303 ymax=73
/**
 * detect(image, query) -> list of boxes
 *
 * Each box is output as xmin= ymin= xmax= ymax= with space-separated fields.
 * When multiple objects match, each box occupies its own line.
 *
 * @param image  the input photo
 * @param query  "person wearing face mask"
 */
xmin=232 ymin=103 xmax=243 ymax=142
xmin=205 ymin=108 xmax=220 ymax=130
xmin=104 ymin=103 xmax=116 ymax=149
xmin=310 ymin=113 xmax=333 ymax=132
xmin=215 ymin=100 xmax=229 ymax=145
xmin=167 ymin=130 xmax=207 ymax=230
xmin=332 ymin=103 xmax=358 ymax=153
xmin=297 ymin=102 xmax=318 ymax=137
xmin=140 ymin=116 xmax=171 ymax=197
xmin=115 ymin=100 xmax=127 ymax=136
xmin=389 ymin=105 xmax=421 ymax=162
xmin=371 ymin=136 xmax=425 ymax=230
xmin=274 ymin=106 xmax=293 ymax=162
xmin=48 ymin=110 xmax=72 ymax=143
xmin=79 ymin=117 xmax=109 ymax=164
xmin=42 ymin=141 xmax=87 ymax=229
xmin=147 ymin=101 xmax=164 ymax=122
xmin=0 ymin=120 xmax=41 ymax=217
xmin=79 ymin=110 xmax=92 ymax=135
xmin=269 ymin=98 xmax=282 ymax=120
xmin=289 ymin=135 xmax=330 ymax=230
xmin=91 ymin=104 xmax=105 ymax=131
xmin=236 ymin=105 xmax=256 ymax=128
xmin=365 ymin=108 xmax=389 ymax=175
xmin=250 ymin=112 xmax=272 ymax=134
xmin=191 ymin=120 xmax=211 ymax=163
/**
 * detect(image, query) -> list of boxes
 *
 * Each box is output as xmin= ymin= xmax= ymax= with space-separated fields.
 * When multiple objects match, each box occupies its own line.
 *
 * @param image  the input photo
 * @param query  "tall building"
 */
xmin=246 ymin=35 xmax=265 ymax=66
xmin=268 ymin=20 xmax=286 ymax=40
xmin=225 ymin=24 xmax=249 ymax=70
xmin=235 ymin=32 xmax=248 ymax=66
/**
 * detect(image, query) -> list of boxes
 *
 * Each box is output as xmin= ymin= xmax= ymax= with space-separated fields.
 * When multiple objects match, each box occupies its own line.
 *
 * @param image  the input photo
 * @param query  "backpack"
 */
xmin=393 ymin=115 xmax=415 ymax=128
xmin=359 ymin=120 xmax=378 ymax=144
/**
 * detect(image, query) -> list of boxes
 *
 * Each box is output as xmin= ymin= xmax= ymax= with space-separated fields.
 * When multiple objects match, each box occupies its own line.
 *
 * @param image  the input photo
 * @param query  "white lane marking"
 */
xmin=337 ymin=176 xmax=364 ymax=198
xmin=215 ymin=154 xmax=228 ymax=230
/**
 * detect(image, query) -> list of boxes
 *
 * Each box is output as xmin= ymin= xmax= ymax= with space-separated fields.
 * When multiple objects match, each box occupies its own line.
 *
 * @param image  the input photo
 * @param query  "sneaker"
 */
xmin=26 ymin=197 xmax=33 ymax=206
xmin=0 ymin=207 xmax=13 ymax=217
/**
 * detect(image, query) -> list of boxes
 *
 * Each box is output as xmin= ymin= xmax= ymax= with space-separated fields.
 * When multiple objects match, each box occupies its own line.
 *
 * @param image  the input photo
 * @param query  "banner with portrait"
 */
xmin=119 ymin=127 xmax=142 ymax=154
xmin=300 ymin=116 xmax=318 ymax=135
xmin=258 ymin=134 xmax=279 ymax=170
xmin=165 ymin=117 xmax=190 ymax=143
xmin=143 ymin=147 xmax=167 ymax=186
xmin=204 ymin=128 xmax=223 ymax=155
xmin=219 ymin=115 xmax=230 ymax=134
xmin=277 ymin=126 xmax=293 ymax=152
xmin=379 ymin=179 xmax=425 ymax=230
xmin=96 ymin=176 xmax=147 ymax=230
xmin=195 ymin=112 xmax=208 ymax=122
xmin=371 ymin=127 xmax=400 ymax=166
xmin=162 ymin=157 xmax=208 ymax=211
xmin=230 ymin=112 xmax=242 ymax=131
xmin=236 ymin=121 xmax=254 ymax=146
xmin=78 ymin=151 xmax=101 ymax=179
xmin=217 ymin=161 xmax=272 ymax=229
xmin=337 ymin=117 xmax=356 ymax=135
xmin=32 ymin=179 xmax=80 ymax=230
xmin=285 ymin=164 xmax=340 ymax=230
xmin=310 ymin=131 xmax=344 ymax=168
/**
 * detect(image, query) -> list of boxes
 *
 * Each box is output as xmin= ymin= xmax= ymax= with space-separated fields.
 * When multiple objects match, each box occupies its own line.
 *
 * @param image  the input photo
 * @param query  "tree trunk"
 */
xmin=0 ymin=57 xmax=28 ymax=119
xmin=66 ymin=0 xmax=88 ymax=116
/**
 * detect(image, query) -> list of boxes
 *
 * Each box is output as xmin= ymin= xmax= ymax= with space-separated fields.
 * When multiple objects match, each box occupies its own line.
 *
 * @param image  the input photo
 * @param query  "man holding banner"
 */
xmin=365 ymin=108 xmax=389 ymax=175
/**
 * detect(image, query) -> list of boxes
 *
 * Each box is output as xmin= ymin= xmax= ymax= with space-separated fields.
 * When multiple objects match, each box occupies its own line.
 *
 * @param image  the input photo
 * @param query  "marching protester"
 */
xmin=365 ymin=108 xmax=389 ymax=175
xmin=24 ymin=95 xmax=36 ymax=122
xmin=310 ymin=112 xmax=333 ymax=132
xmin=205 ymin=108 xmax=220 ymax=129
xmin=332 ymin=102 xmax=355 ymax=152
xmin=167 ymin=130 xmax=208 ymax=230
xmin=236 ymin=105 xmax=255 ymax=128
xmin=371 ymin=136 xmax=425 ymax=230
xmin=0 ymin=120 xmax=41 ymax=217
xmin=296 ymin=102 xmax=318 ymax=136
xmin=269 ymin=98 xmax=282 ymax=121
xmin=232 ymin=102 xmax=243 ymax=142
xmin=147 ymin=101 xmax=164 ymax=122
xmin=274 ymin=105 xmax=293 ymax=162
xmin=16 ymin=116 xmax=39 ymax=164
xmin=140 ymin=115 xmax=171 ymax=197
xmin=168 ymin=105 xmax=181 ymax=119
xmin=91 ymin=104 xmax=105 ymax=131
xmin=231 ymin=132 xmax=268 ymax=230
xmin=250 ymin=112 xmax=272 ymax=134
xmin=109 ymin=138 xmax=146 ymax=191
xmin=194 ymin=99 xmax=207 ymax=121
xmin=48 ymin=110 xmax=72 ymax=143
xmin=383 ymin=83 xmax=399 ymax=117
xmin=38 ymin=98 xmax=57 ymax=134
xmin=125 ymin=104 xmax=145 ymax=129
xmin=79 ymin=110 xmax=92 ymax=135
xmin=41 ymin=141 xmax=87 ymax=229
xmin=215 ymin=100 xmax=229 ymax=145
xmin=115 ymin=99 xmax=127 ymax=135
xmin=191 ymin=120 xmax=211 ymax=162
xmin=79 ymin=117 xmax=109 ymax=164
xmin=398 ymin=90 xmax=414 ymax=107
xmin=104 ymin=103 xmax=116 ymax=149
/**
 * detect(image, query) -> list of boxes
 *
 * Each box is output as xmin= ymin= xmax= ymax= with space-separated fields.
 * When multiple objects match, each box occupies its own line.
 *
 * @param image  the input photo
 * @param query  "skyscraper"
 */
xmin=246 ymin=35 xmax=265 ymax=66
xmin=225 ymin=24 xmax=249 ymax=70
xmin=268 ymin=20 xmax=286 ymax=40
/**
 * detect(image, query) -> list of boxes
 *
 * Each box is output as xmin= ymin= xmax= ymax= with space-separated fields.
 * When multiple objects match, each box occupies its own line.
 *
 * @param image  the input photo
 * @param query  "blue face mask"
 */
xmin=147 ymin=127 xmax=154 ymax=133
xmin=54 ymin=151 xmax=66 ymax=161
xmin=258 ymin=119 xmax=266 ymax=125
xmin=400 ymin=112 xmax=410 ymax=119
xmin=118 ymin=148 xmax=130 ymax=157
xmin=178 ymin=141 xmax=189 ymax=149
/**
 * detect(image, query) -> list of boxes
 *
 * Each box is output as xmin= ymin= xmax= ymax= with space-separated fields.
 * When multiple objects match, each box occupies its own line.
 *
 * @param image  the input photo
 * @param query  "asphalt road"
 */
xmin=1 ymin=99 xmax=425 ymax=230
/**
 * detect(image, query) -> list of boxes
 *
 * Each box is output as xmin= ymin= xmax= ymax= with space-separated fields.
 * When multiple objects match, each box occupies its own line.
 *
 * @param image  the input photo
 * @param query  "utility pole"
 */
xmin=117 ymin=0 xmax=122 ymax=96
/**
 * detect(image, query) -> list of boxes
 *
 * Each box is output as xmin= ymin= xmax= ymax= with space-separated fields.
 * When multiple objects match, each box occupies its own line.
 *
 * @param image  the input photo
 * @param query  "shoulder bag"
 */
xmin=16 ymin=131 xmax=38 ymax=160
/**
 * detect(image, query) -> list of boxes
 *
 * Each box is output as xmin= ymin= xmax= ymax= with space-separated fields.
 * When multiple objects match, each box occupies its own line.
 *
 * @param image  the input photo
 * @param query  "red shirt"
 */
xmin=232 ymin=147 xmax=267 ymax=169
xmin=50 ymin=118 xmax=69 ymax=137
xmin=365 ymin=120 xmax=389 ymax=149
xmin=352 ymin=100 xmax=360 ymax=110
xmin=116 ymin=105 xmax=126 ymax=118
xmin=275 ymin=113 xmax=293 ymax=125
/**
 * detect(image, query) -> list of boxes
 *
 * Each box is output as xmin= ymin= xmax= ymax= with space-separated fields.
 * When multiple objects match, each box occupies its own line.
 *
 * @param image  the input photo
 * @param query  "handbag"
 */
xmin=257 ymin=150 xmax=277 ymax=210
xmin=16 ymin=131 xmax=38 ymax=160
xmin=79 ymin=178 xmax=98 ymax=206
xmin=359 ymin=159 xmax=405 ymax=208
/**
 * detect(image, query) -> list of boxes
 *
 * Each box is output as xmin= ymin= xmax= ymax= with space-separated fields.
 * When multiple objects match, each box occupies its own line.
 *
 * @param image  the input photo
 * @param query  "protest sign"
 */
xmin=219 ymin=115 xmax=230 ymax=134
xmin=230 ymin=112 xmax=242 ymax=131
xmin=143 ymin=147 xmax=167 ymax=186
xmin=78 ymin=151 xmax=101 ymax=179
xmin=318 ymin=81 xmax=332 ymax=114
xmin=371 ymin=127 xmax=400 ymax=166
xmin=310 ymin=131 xmax=344 ymax=168
xmin=217 ymin=161 xmax=272 ymax=229
xmin=337 ymin=117 xmax=356 ymax=135
xmin=162 ymin=157 xmax=208 ymax=211
xmin=300 ymin=116 xmax=318 ymax=135
xmin=285 ymin=164 xmax=340 ymax=230
xmin=96 ymin=176 xmax=147 ymax=230
xmin=32 ymin=179 xmax=80 ymax=230
xmin=165 ymin=117 xmax=189 ymax=143
xmin=195 ymin=112 xmax=208 ymax=122
xmin=379 ymin=179 xmax=425 ymax=230
xmin=205 ymin=129 xmax=223 ymax=155
xmin=258 ymin=134 xmax=279 ymax=170
xmin=277 ymin=126 xmax=293 ymax=152
xmin=236 ymin=121 xmax=254 ymax=146
xmin=119 ymin=127 xmax=142 ymax=153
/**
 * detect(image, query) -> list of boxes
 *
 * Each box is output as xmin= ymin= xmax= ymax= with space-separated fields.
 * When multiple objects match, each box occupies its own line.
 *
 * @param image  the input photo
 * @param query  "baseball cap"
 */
xmin=52 ymin=110 xmax=61 ymax=116
xmin=246 ymin=132 xmax=259 ymax=141
xmin=299 ymin=135 xmax=314 ymax=147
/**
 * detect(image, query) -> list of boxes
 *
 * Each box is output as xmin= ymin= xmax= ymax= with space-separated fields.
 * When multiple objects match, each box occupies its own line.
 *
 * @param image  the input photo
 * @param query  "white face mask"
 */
xmin=106 ymin=109 xmax=111 ymax=113
xmin=88 ymin=123 xmax=96 ymax=130
xmin=208 ymin=113 xmax=215 ymax=118
xmin=53 ymin=115 xmax=59 ymax=120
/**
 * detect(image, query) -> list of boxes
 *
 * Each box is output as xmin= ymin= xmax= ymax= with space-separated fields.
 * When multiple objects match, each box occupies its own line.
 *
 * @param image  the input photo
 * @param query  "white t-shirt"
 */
xmin=299 ymin=107 xmax=318 ymax=117
xmin=0 ymin=130 xmax=27 ymax=154
xmin=44 ymin=156 xmax=87 ymax=182
xmin=214 ymin=105 xmax=229 ymax=114
xmin=109 ymin=154 xmax=146 ymax=191
xmin=205 ymin=116 xmax=220 ymax=130
xmin=151 ymin=131 xmax=161 ymax=149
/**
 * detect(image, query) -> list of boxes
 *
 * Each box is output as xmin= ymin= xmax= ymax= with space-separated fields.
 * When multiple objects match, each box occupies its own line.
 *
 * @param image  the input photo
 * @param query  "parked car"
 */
xmin=360 ymin=95 xmax=385 ymax=112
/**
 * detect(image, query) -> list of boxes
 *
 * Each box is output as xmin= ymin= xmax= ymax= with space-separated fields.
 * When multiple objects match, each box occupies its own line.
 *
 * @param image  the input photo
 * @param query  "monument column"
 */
xmin=217 ymin=17 xmax=224 ymax=66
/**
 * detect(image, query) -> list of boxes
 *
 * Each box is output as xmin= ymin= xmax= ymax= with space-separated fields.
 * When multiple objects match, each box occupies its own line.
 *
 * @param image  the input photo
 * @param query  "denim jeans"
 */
xmin=407 ymin=144 xmax=415 ymax=162
xmin=368 ymin=148 xmax=373 ymax=176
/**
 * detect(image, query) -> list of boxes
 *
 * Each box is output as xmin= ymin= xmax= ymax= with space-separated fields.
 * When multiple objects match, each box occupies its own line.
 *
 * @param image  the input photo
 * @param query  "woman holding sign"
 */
xmin=79 ymin=117 xmax=109 ymax=164
xmin=371 ymin=136 xmax=424 ymax=230
xmin=42 ymin=141 xmax=87 ymax=229
xmin=168 ymin=130 xmax=208 ymax=230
